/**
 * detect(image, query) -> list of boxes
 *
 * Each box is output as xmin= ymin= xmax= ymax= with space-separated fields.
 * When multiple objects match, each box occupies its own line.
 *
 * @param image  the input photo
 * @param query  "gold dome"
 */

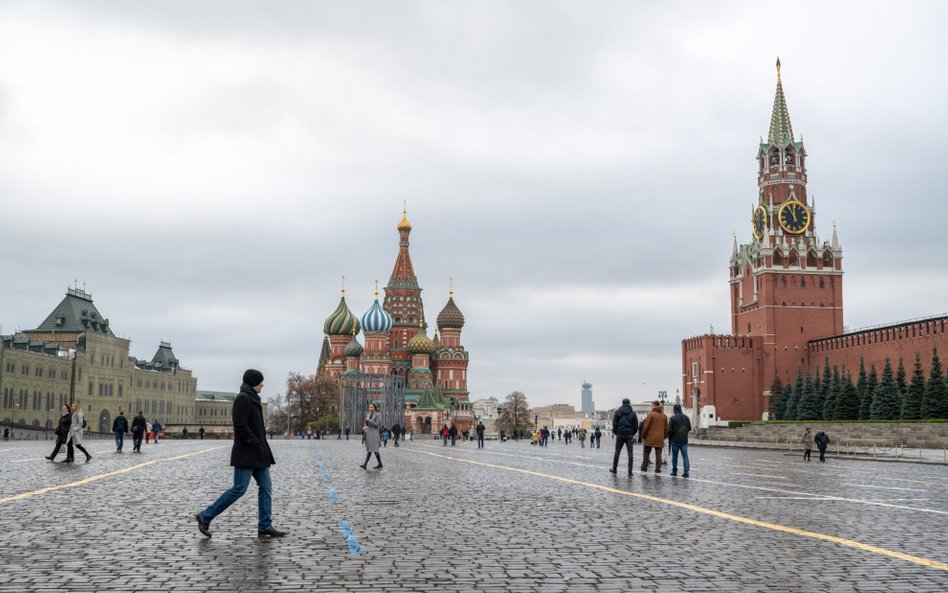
xmin=397 ymin=210 xmax=412 ymax=232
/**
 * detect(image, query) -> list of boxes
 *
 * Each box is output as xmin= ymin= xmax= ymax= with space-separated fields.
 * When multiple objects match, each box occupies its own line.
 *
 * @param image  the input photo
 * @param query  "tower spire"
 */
xmin=768 ymin=56 xmax=794 ymax=146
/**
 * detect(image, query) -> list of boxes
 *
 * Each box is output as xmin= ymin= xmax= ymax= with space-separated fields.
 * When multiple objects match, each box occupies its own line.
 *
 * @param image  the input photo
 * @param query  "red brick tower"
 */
xmin=731 ymin=58 xmax=844 ymax=385
xmin=383 ymin=210 xmax=425 ymax=378
xmin=434 ymin=286 xmax=470 ymax=401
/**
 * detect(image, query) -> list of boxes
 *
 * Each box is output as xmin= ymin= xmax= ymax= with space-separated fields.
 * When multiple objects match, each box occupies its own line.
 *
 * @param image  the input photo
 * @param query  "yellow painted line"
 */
xmin=0 ymin=446 xmax=227 ymax=505
xmin=405 ymin=447 xmax=948 ymax=573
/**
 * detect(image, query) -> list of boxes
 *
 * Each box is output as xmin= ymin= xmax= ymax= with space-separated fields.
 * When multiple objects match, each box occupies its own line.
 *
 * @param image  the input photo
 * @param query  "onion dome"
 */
xmin=344 ymin=333 xmax=364 ymax=357
xmin=397 ymin=210 xmax=412 ymax=232
xmin=361 ymin=292 xmax=393 ymax=333
xmin=323 ymin=292 xmax=360 ymax=336
xmin=437 ymin=293 xmax=465 ymax=330
xmin=407 ymin=324 xmax=432 ymax=354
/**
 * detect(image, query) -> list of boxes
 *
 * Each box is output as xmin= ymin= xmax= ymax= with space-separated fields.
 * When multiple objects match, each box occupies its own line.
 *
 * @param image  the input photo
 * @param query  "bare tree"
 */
xmin=498 ymin=390 xmax=531 ymax=437
xmin=285 ymin=372 xmax=340 ymax=434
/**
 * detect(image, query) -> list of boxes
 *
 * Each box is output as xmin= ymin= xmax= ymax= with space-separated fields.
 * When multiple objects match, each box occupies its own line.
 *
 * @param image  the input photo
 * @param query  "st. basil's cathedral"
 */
xmin=317 ymin=211 xmax=473 ymax=434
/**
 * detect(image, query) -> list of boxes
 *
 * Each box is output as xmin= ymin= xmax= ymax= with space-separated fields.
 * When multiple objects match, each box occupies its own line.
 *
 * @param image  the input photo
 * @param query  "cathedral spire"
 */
xmin=768 ymin=57 xmax=795 ymax=146
xmin=389 ymin=209 xmax=418 ymax=288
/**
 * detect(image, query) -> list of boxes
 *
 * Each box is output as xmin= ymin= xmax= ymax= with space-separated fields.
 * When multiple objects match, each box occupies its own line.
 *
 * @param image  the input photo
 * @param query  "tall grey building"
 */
xmin=581 ymin=381 xmax=594 ymax=413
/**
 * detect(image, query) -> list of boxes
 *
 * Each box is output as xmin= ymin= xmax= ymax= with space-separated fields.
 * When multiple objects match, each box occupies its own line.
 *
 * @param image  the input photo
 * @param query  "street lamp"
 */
xmin=46 ymin=407 xmax=54 ymax=440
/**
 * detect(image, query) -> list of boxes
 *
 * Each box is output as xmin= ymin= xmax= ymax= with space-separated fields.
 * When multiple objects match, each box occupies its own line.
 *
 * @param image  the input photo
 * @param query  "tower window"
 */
xmin=800 ymin=278 xmax=805 ymax=288
xmin=819 ymin=278 xmax=825 ymax=288
xmin=781 ymin=278 xmax=787 ymax=288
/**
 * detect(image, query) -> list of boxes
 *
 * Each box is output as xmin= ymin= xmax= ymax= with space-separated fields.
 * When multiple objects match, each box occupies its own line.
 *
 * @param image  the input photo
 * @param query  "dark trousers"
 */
xmin=804 ymin=448 xmax=812 ymax=461
xmin=818 ymin=446 xmax=827 ymax=462
xmin=49 ymin=436 xmax=74 ymax=460
xmin=641 ymin=445 xmax=662 ymax=472
xmin=477 ymin=435 xmax=484 ymax=448
xmin=132 ymin=431 xmax=144 ymax=451
xmin=612 ymin=434 xmax=635 ymax=473
xmin=393 ymin=434 xmax=400 ymax=447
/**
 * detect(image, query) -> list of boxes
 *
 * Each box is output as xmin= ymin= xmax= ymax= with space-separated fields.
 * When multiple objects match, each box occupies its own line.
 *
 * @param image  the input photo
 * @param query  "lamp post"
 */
xmin=46 ymin=407 xmax=54 ymax=440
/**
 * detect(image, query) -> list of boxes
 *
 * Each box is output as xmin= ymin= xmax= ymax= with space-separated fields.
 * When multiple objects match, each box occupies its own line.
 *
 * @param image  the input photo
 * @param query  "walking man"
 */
xmin=640 ymin=401 xmax=668 ymax=473
xmin=195 ymin=369 xmax=285 ymax=539
xmin=814 ymin=429 xmax=831 ymax=462
xmin=112 ymin=411 xmax=129 ymax=452
xmin=476 ymin=421 xmax=485 ymax=449
xmin=199 ymin=425 xmax=205 ymax=440
xmin=610 ymin=398 xmax=638 ymax=475
xmin=594 ymin=427 xmax=602 ymax=448
xmin=667 ymin=404 xmax=692 ymax=477
xmin=391 ymin=422 xmax=402 ymax=448
xmin=152 ymin=418 xmax=162 ymax=444
xmin=131 ymin=411 xmax=147 ymax=452
xmin=801 ymin=427 xmax=813 ymax=462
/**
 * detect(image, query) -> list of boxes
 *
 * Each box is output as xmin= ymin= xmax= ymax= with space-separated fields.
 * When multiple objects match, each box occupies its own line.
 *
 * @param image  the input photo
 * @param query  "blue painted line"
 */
xmin=329 ymin=488 xmax=339 ymax=502
xmin=338 ymin=519 xmax=363 ymax=556
xmin=323 ymin=472 xmax=332 ymax=483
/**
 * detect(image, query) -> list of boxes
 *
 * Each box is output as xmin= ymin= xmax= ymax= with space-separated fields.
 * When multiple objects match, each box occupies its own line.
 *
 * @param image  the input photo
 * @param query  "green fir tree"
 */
xmin=823 ymin=366 xmax=840 ymax=421
xmin=922 ymin=348 xmax=948 ymax=419
xmin=797 ymin=370 xmax=822 ymax=421
xmin=768 ymin=376 xmax=785 ymax=420
xmin=855 ymin=358 xmax=869 ymax=420
xmin=784 ymin=369 xmax=803 ymax=421
xmin=860 ymin=363 xmax=878 ymax=420
xmin=870 ymin=358 xmax=901 ymax=420
xmin=902 ymin=352 xmax=925 ymax=420
xmin=834 ymin=374 xmax=860 ymax=420
xmin=895 ymin=358 xmax=907 ymax=408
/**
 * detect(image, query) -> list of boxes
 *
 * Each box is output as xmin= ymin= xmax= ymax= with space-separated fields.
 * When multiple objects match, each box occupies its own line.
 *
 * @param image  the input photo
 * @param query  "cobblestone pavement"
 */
xmin=0 ymin=436 xmax=946 ymax=592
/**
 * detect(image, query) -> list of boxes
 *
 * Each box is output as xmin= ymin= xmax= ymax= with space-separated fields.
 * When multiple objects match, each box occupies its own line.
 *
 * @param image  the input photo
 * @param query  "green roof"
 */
xmin=31 ymin=288 xmax=114 ymax=336
xmin=768 ymin=63 xmax=795 ymax=147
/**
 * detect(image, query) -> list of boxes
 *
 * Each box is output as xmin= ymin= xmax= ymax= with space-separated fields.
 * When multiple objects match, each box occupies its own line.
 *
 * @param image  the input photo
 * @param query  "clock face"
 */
xmin=752 ymin=206 xmax=767 ymax=240
xmin=778 ymin=200 xmax=811 ymax=234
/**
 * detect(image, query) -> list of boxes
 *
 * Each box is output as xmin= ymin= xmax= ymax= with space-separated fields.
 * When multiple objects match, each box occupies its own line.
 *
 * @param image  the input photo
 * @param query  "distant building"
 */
xmin=580 ymin=381 xmax=594 ymax=413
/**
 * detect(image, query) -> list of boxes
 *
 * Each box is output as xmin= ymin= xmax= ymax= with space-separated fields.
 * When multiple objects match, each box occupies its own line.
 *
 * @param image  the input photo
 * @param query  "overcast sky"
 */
xmin=1 ymin=1 xmax=946 ymax=409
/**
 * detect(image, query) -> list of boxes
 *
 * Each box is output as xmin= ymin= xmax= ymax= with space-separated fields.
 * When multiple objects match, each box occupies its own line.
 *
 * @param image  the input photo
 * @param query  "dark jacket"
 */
xmin=112 ymin=415 xmax=129 ymax=433
xmin=667 ymin=412 xmax=692 ymax=444
xmin=476 ymin=423 xmax=485 ymax=436
xmin=131 ymin=414 xmax=147 ymax=434
xmin=230 ymin=383 xmax=275 ymax=469
xmin=55 ymin=412 xmax=72 ymax=441
xmin=612 ymin=404 xmax=638 ymax=436
xmin=814 ymin=431 xmax=830 ymax=448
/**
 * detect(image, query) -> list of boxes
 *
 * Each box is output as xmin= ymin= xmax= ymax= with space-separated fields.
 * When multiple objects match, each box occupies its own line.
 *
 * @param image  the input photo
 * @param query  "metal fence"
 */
xmin=339 ymin=373 xmax=406 ymax=434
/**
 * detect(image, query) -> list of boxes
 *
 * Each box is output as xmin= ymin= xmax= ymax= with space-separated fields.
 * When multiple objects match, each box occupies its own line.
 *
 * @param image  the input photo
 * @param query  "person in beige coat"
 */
xmin=68 ymin=402 xmax=92 ymax=463
xmin=639 ymin=401 xmax=668 ymax=473
xmin=801 ymin=427 xmax=814 ymax=462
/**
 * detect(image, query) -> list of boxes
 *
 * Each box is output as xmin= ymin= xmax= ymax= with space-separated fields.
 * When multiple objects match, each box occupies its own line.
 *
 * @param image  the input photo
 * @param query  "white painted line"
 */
xmin=733 ymin=472 xmax=789 ymax=479
xmin=837 ymin=482 xmax=927 ymax=492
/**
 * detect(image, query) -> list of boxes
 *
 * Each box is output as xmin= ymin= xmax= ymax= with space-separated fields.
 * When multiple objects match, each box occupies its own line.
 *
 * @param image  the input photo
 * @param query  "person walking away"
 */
xmin=182 ymin=426 xmax=189 ymax=439
xmin=441 ymin=424 xmax=449 ymax=446
xmin=449 ymin=423 xmax=458 ymax=446
xmin=152 ymin=419 xmax=162 ymax=443
xmin=594 ymin=427 xmax=602 ymax=448
xmin=640 ymin=401 xmax=668 ymax=473
xmin=360 ymin=403 xmax=383 ymax=469
xmin=814 ymin=430 xmax=830 ymax=462
xmin=578 ymin=428 xmax=587 ymax=448
xmin=112 ymin=411 xmax=129 ymax=452
xmin=46 ymin=405 xmax=74 ymax=462
xmin=801 ymin=427 xmax=813 ymax=462
xmin=195 ymin=369 xmax=285 ymax=538
xmin=131 ymin=411 xmax=147 ymax=452
xmin=476 ymin=421 xmax=485 ymax=449
xmin=68 ymin=402 xmax=92 ymax=463
xmin=345 ymin=427 xmax=351 ymax=440
xmin=668 ymin=404 xmax=692 ymax=477
xmin=199 ymin=425 xmax=205 ymax=440
xmin=381 ymin=427 xmax=389 ymax=447
xmin=391 ymin=422 xmax=402 ymax=448
xmin=610 ymin=399 xmax=638 ymax=475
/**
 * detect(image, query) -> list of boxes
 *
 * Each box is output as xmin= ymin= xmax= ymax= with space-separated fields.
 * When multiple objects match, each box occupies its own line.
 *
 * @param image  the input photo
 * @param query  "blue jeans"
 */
xmin=200 ymin=467 xmax=272 ymax=531
xmin=114 ymin=431 xmax=124 ymax=449
xmin=671 ymin=441 xmax=690 ymax=474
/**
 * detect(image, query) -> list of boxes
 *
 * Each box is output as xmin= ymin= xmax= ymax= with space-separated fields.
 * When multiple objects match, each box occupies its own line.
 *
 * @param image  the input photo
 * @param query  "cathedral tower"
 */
xmin=384 ymin=210 xmax=425 ymax=378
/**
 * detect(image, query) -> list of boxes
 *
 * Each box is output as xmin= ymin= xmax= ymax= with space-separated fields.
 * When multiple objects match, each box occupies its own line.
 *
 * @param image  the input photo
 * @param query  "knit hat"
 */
xmin=242 ymin=369 xmax=264 ymax=387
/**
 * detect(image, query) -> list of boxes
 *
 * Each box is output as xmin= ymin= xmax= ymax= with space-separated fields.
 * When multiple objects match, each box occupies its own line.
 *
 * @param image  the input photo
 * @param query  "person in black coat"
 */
xmin=130 ymin=411 xmax=147 ymax=452
xmin=609 ymin=399 xmax=638 ymax=475
xmin=668 ymin=403 xmax=692 ymax=477
xmin=112 ymin=411 xmax=129 ymax=452
xmin=45 ymin=405 xmax=75 ymax=462
xmin=195 ymin=369 xmax=285 ymax=539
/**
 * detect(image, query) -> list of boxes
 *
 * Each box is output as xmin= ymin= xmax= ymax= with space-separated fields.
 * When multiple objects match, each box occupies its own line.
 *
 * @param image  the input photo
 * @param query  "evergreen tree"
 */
xmin=818 ymin=359 xmax=832 ymax=420
xmin=902 ymin=352 xmax=925 ymax=420
xmin=797 ymin=370 xmax=822 ymax=421
xmin=823 ymin=366 xmax=840 ymax=421
xmin=855 ymin=358 xmax=869 ymax=420
xmin=860 ymin=363 xmax=877 ymax=420
xmin=784 ymin=369 xmax=803 ymax=421
xmin=922 ymin=348 xmax=948 ymax=419
xmin=768 ymin=376 xmax=785 ymax=420
xmin=895 ymin=358 xmax=907 ymax=409
xmin=870 ymin=358 xmax=901 ymax=419
xmin=834 ymin=374 xmax=860 ymax=420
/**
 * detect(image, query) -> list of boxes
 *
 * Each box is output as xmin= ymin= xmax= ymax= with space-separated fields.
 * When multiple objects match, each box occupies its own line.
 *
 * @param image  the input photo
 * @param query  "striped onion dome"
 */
xmin=323 ymin=294 xmax=360 ymax=336
xmin=437 ymin=295 xmax=465 ymax=330
xmin=407 ymin=325 xmax=432 ymax=354
xmin=344 ymin=333 xmax=364 ymax=357
xmin=361 ymin=294 xmax=393 ymax=333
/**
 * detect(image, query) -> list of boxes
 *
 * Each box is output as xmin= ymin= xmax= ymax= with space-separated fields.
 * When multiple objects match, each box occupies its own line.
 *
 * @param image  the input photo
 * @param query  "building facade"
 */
xmin=681 ymin=60 xmax=948 ymax=422
xmin=320 ymin=211 xmax=473 ymax=434
xmin=1 ymin=288 xmax=199 ymax=433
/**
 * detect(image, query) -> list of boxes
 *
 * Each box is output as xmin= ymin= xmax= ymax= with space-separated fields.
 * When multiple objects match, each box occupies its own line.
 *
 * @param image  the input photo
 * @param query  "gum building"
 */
xmin=681 ymin=60 xmax=948 ymax=422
